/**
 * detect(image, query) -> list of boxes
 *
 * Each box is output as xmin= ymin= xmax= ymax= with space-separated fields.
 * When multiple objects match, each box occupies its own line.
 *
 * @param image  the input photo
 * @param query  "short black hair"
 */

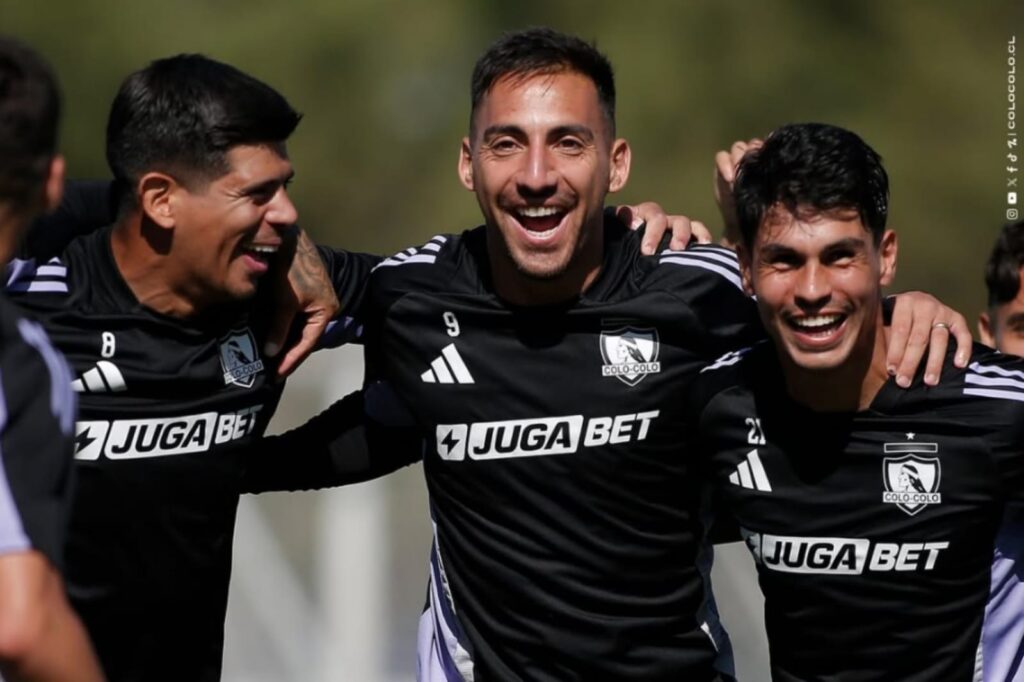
xmin=0 ymin=36 xmax=60 ymax=205
xmin=469 ymin=27 xmax=616 ymax=137
xmin=106 ymin=54 xmax=301 ymax=204
xmin=984 ymin=220 xmax=1024 ymax=308
xmin=733 ymin=123 xmax=889 ymax=249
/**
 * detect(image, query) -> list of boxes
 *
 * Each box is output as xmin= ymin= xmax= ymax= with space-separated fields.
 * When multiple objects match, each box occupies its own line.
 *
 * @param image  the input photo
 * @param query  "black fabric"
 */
xmin=0 ymin=295 xmax=76 ymax=569
xmin=357 ymin=219 xmax=763 ymax=681
xmin=691 ymin=342 xmax=1024 ymax=681
xmin=7 ymin=224 xmax=377 ymax=682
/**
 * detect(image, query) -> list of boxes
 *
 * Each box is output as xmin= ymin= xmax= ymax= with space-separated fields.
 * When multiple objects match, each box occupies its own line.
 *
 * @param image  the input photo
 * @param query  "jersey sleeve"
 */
xmin=22 ymin=180 xmax=116 ymax=260
xmin=965 ymin=356 xmax=1024 ymax=502
xmin=651 ymin=244 xmax=765 ymax=358
xmin=315 ymin=246 xmax=382 ymax=348
xmin=244 ymin=247 xmax=430 ymax=493
xmin=0 ymin=315 xmax=76 ymax=569
xmin=240 ymin=388 xmax=422 ymax=494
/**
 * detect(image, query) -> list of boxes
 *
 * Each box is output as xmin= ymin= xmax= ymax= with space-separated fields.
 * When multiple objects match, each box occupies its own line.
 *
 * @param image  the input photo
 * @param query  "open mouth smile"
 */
xmin=511 ymin=206 xmax=569 ymax=241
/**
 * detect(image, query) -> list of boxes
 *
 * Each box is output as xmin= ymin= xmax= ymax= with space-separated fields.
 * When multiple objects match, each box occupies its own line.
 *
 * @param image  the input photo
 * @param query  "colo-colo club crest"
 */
xmin=218 ymin=328 xmax=265 ymax=388
xmin=600 ymin=325 xmax=661 ymax=386
xmin=882 ymin=442 xmax=942 ymax=516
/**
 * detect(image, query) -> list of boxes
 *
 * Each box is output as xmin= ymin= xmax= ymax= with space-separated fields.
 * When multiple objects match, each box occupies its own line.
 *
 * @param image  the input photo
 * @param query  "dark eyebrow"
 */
xmin=480 ymin=124 xmax=596 ymax=143
xmin=241 ymin=170 xmax=294 ymax=195
xmin=1004 ymin=311 xmax=1024 ymax=329
xmin=759 ymin=236 xmax=869 ymax=260
xmin=758 ymin=243 xmax=799 ymax=260
xmin=549 ymin=124 xmax=595 ymax=141
xmin=481 ymin=124 xmax=525 ymax=141
xmin=821 ymin=237 xmax=868 ymax=254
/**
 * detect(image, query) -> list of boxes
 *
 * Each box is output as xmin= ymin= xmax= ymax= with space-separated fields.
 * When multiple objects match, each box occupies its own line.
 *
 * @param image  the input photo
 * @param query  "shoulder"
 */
xmin=5 ymin=256 xmax=69 ymax=296
xmin=891 ymin=344 xmax=1024 ymax=431
xmin=6 ymin=229 xmax=103 ymax=312
xmin=956 ymin=344 xmax=1024 ymax=413
xmin=687 ymin=343 xmax=764 ymax=416
xmin=642 ymin=243 xmax=745 ymax=294
xmin=367 ymin=228 xmax=481 ymax=304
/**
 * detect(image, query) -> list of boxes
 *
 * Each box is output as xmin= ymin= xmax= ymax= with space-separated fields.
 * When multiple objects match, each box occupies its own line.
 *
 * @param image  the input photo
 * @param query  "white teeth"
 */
xmin=793 ymin=314 xmax=841 ymax=330
xmin=519 ymin=206 xmax=560 ymax=218
xmin=527 ymin=226 xmax=559 ymax=238
xmin=248 ymin=245 xmax=278 ymax=255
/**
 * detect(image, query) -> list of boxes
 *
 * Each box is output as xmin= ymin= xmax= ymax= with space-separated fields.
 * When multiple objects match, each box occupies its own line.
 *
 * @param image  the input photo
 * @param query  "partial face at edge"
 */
xmin=741 ymin=207 xmax=897 ymax=374
xmin=979 ymin=268 xmax=1024 ymax=357
xmin=459 ymin=71 xmax=630 ymax=287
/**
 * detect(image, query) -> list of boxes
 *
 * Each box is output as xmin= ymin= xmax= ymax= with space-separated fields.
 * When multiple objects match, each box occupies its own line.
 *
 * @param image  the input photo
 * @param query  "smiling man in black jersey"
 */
xmin=693 ymin=122 xmax=1024 ymax=681
xmin=7 ymin=55 xmax=380 ymax=682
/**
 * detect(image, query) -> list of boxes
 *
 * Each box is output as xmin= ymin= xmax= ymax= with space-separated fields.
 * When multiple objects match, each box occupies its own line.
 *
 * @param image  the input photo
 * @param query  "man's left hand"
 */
xmin=887 ymin=292 xmax=972 ymax=387
xmin=615 ymin=202 xmax=712 ymax=255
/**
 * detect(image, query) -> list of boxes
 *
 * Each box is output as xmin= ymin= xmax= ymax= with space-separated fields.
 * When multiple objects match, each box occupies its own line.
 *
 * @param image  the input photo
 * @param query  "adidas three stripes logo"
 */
xmin=421 ymin=344 xmax=475 ymax=385
xmin=728 ymin=449 xmax=773 ymax=492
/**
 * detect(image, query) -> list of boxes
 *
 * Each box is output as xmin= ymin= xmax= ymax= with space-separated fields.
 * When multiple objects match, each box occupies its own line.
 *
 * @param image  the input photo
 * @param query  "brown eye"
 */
xmin=491 ymin=138 xmax=519 ymax=153
xmin=557 ymin=138 xmax=584 ymax=152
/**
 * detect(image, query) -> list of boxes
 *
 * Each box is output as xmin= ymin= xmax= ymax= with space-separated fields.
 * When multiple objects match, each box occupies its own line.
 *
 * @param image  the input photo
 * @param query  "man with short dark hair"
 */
xmin=298 ymin=27 xmax=756 ymax=680
xmin=9 ymin=54 xmax=375 ymax=682
xmin=694 ymin=122 xmax=1024 ymax=681
xmin=0 ymin=35 xmax=105 ymax=682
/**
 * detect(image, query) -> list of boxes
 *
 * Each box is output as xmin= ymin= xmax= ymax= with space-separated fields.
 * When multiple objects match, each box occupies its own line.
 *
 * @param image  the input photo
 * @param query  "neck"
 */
xmin=486 ymin=220 xmax=605 ymax=307
xmin=780 ymin=312 xmax=891 ymax=412
xmin=111 ymin=213 xmax=205 ymax=318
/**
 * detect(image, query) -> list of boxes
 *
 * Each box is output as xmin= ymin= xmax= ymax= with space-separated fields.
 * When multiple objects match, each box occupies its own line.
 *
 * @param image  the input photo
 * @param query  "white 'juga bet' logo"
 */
xmin=74 ymin=405 xmax=264 ymax=460
xmin=742 ymin=531 xmax=949 ymax=575
xmin=435 ymin=411 xmax=659 ymax=461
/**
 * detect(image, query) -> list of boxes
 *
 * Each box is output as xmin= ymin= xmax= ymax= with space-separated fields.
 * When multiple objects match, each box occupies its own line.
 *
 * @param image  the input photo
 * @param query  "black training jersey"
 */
xmin=691 ymin=342 xmax=1024 ymax=682
xmin=6 ymin=226 xmax=375 ymax=682
xmin=361 ymin=218 xmax=762 ymax=681
xmin=0 ymin=294 xmax=76 ymax=569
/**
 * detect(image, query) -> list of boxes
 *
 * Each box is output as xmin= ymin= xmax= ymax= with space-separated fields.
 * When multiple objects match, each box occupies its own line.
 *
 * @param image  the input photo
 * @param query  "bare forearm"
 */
xmin=0 ymin=554 xmax=105 ymax=682
xmin=0 ymin=595 xmax=105 ymax=681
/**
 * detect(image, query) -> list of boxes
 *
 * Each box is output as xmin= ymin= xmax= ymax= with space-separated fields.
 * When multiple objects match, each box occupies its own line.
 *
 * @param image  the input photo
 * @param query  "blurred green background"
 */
xmin=5 ymin=0 xmax=1021 ymax=320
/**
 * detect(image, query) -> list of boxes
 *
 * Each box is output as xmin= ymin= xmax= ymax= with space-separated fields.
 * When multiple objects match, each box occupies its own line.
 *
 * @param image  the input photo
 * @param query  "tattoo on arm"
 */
xmin=289 ymin=230 xmax=333 ymax=301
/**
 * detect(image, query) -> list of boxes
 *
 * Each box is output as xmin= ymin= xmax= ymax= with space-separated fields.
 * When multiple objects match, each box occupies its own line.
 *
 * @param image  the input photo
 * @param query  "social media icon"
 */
xmin=1010 ymin=192 xmax=1019 ymax=205
xmin=1009 ymin=208 xmax=1020 ymax=220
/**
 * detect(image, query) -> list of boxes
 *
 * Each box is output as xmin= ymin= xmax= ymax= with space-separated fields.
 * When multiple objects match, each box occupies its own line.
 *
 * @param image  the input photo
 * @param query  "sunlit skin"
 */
xmin=740 ymin=207 xmax=898 ymax=411
xmin=979 ymin=267 xmax=1024 ymax=357
xmin=112 ymin=143 xmax=297 ymax=318
xmin=458 ymin=71 xmax=631 ymax=305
